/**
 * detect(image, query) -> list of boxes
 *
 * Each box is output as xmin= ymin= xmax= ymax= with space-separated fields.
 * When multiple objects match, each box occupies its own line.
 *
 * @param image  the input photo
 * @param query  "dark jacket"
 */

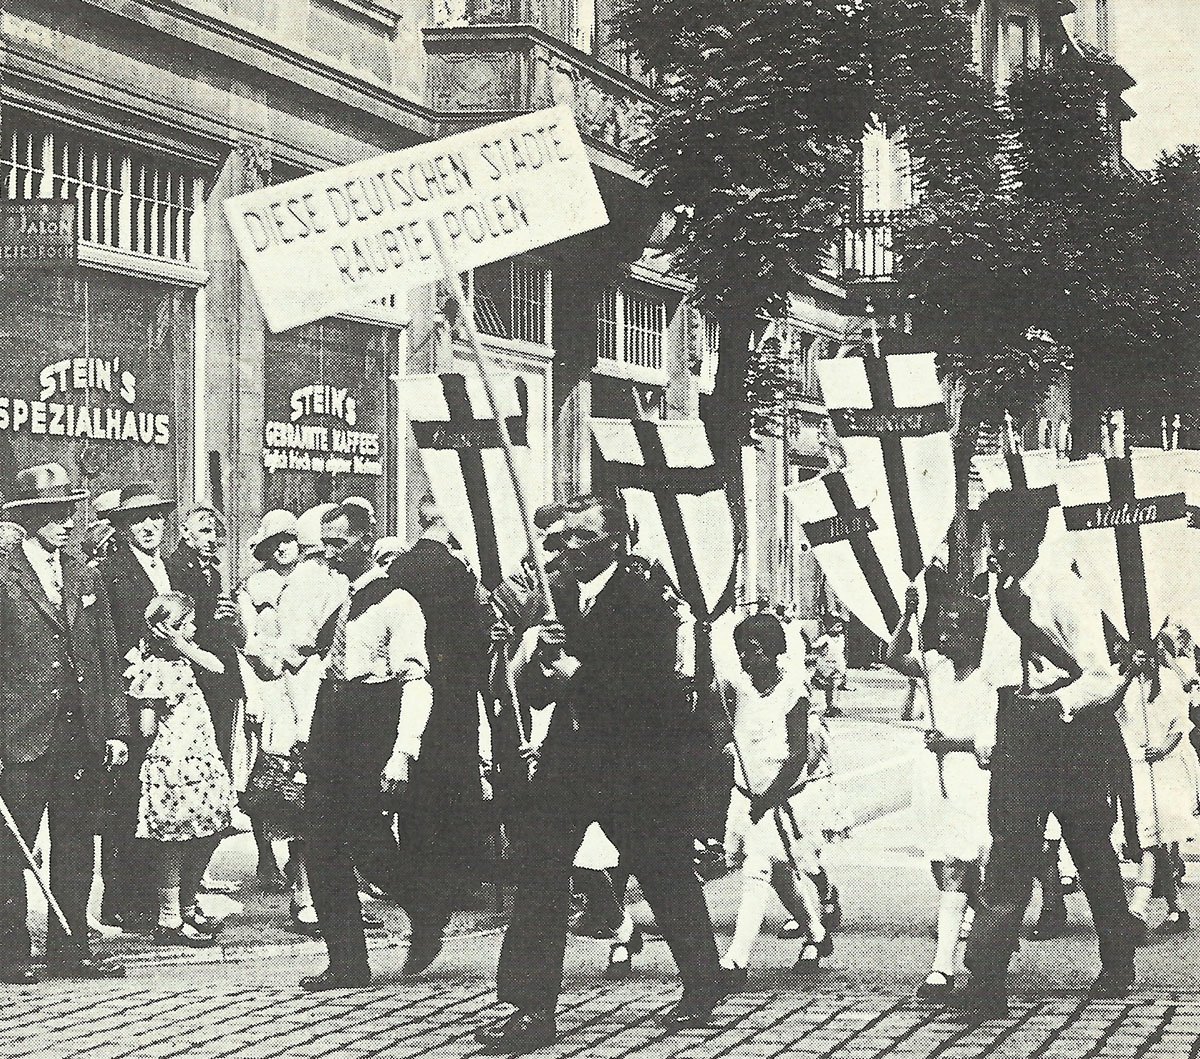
xmin=387 ymin=538 xmax=488 ymax=772
xmin=97 ymin=541 xmax=168 ymax=661
xmin=0 ymin=545 xmax=129 ymax=764
xmin=165 ymin=541 xmax=244 ymax=705
xmin=518 ymin=560 xmax=691 ymax=759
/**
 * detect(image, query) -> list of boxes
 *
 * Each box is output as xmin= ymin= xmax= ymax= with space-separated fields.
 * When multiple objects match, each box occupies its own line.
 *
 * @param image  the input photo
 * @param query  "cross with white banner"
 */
xmin=401 ymin=372 xmax=530 ymax=589
xmin=591 ymin=417 xmax=736 ymax=622
xmin=817 ymin=351 xmax=955 ymax=582
xmin=785 ymin=469 xmax=905 ymax=642
xmin=1057 ymin=451 xmax=1192 ymax=648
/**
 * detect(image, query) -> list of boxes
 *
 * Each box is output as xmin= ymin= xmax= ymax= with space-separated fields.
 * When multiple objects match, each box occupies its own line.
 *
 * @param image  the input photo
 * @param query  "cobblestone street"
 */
xmin=5 ymin=971 xmax=1200 ymax=1059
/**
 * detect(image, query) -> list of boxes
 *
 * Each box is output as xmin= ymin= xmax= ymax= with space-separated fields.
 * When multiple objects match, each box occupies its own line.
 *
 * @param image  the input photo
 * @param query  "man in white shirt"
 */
xmin=298 ymin=501 xmax=433 ymax=991
xmin=948 ymin=491 xmax=1136 ymax=1019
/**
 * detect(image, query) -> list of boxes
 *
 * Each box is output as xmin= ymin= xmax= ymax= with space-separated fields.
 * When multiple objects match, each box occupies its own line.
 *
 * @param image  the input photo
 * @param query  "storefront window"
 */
xmin=0 ymin=269 xmax=192 ymax=521
xmin=263 ymin=318 xmax=399 ymax=522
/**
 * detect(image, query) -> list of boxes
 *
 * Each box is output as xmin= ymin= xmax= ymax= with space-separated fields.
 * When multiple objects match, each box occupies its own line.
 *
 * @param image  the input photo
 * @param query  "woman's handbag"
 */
xmin=239 ymin=741 xmax=307 ymax=827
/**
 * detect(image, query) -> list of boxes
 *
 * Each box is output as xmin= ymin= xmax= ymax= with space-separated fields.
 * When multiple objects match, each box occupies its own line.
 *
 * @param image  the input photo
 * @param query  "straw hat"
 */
xmin=106 ymin=482 xmax=176 ymax=520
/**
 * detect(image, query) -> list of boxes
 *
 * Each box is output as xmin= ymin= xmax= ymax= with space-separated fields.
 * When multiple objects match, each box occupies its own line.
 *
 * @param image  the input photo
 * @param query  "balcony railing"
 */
xmin=842 ymin=209 xmax=903 ymax=281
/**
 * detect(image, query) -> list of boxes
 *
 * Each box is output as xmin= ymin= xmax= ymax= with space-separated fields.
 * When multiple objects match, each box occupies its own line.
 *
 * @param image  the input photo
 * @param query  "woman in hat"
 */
xmin=236 ymin=510 xmax=305 ymax=905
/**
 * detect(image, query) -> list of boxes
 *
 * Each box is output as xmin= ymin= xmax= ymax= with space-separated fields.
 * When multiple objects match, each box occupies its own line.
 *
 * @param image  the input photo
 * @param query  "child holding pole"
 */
xmin=885 ymin=584 xmax=994 ymax=1001
xmin=718 ymin=612 xmax=832 ymax=983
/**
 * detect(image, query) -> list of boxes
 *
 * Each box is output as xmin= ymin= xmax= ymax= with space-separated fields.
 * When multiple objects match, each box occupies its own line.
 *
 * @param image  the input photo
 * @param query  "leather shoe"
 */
xmin=1089 ymin=965 xmax=1134 ymax=999
xmin=1154 ymin=909 xmax=1191 ymax=935
xmin=943 ymin=980 xmax=1009 ymax=1020
xmin=299 ymin=966 xmax=371 ymax=991
xmin=661 ymin=990 xmax=722 ymax=1030
xmin=44 ymin=955 xmax=126 ymax=979
xmin=1026 ymin=911 xmax=1068 ymax=941
xmin=401 ymin=930 xmax=444 ymax=976
xmin=0 ymin=962 xmax=39 ymax=985
xmin=476 ymin=1010 xmax=556 ymax=1054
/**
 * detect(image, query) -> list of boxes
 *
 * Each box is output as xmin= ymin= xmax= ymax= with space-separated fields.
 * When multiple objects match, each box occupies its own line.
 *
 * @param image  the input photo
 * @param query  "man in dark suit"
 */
xmin=476 ymin=494 xmax=725 ymax=1055
xmin=386 ymin=511 xmax=490 ymax=976
xmin=0 ymin=464 xmax=130 ymax=983
xmin=96 ymin=483 xmax=177 ymax=930
xmin=165 ymin=505 xmax=244 ymax=770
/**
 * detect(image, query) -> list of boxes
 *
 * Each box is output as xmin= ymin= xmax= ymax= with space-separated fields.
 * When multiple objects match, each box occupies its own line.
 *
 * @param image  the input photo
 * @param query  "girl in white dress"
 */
xmin=1116 ymin=646 xmax=1200 ymax=937
xmin=886 ymin=584 xmax=995 ymax=1001
xmin=718 ymin=613 xmax=831 ymax=984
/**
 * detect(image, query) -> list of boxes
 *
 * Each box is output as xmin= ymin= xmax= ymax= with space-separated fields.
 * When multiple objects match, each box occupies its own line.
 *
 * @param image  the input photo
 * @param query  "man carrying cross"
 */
xmin=475 ymin=493 xmax=725 ymax=1055
xmin=945 ymin=489 xmax=1137 ymax=1019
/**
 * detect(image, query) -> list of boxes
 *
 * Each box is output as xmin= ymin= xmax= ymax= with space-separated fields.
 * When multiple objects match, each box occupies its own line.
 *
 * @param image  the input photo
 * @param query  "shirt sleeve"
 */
xmin=386 ymin=588 xmax=429 ymax=683
xmin=1052 ymin=591 xmax=1122 ymax=719
xmin=388 ymin=590 xmax=432 ymax=757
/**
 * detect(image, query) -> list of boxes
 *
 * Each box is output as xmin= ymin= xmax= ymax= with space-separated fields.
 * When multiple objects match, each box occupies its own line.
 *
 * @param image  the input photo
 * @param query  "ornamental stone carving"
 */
xmin=534 ymin=51 xmax=651 ymax=157
xmin=431 ymin=52 xmax=521 ymax=110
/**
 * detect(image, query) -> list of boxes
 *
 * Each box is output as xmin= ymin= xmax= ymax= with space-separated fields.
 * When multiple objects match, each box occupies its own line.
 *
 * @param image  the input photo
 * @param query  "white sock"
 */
xmin=613 ymin=910 xmax=634 ymax=946
xmin=724 ymin=874 xmax=771 ymax=968
xmin=1130 ymin=882 xmax=1153 ymax=921
xmin=933 ymin=891 xmax=969 ymax=976
xmin=158 ymin=887 xmax=182 ymax=929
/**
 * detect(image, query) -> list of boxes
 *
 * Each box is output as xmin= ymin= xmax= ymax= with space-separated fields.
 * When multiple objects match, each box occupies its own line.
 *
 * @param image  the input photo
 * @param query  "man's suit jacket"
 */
xmin=518 ymin=561 xmax=691 ymax=775
xmin=165 ymin=540 xmax=244 ymax=705
xmin=0 ymin=545 xmax=129 ymax=764
xmin=98 ymin=542 xmax=168 ymax=660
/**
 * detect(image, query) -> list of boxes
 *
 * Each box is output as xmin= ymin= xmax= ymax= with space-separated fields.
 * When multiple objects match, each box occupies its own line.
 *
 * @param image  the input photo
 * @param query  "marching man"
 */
xmin=476 ymin=493 xmax=726 ymax=1055
xmin=947 ymin=490 xmax=1137 ymax=1019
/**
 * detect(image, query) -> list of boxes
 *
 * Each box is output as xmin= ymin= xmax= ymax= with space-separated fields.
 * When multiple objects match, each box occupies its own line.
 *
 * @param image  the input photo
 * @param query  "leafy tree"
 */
xmin=619 ymin=0 xmax=999 ymax=463
xmin=897 ymin=56 xmax=1200 ymax=451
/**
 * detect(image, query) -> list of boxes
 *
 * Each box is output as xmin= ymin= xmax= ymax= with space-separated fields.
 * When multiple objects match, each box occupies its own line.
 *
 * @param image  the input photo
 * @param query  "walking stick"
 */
xmin=0 ymin=786 xmax=72 ymax=937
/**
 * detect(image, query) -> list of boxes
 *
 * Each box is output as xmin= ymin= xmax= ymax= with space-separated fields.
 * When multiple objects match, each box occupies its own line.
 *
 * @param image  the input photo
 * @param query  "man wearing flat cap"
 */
xmin=0 ymin=464 xmax=129 ymax=982
xmin=96 ymin=482 xmax=178 ymax=931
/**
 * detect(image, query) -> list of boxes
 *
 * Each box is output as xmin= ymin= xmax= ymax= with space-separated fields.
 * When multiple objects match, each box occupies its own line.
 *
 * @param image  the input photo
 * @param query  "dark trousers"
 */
xmin=965 ymin=689 xmax=1135 ymax=984
xmin=496 ymin=750 xmax=721 ymax=1013
xmin=100 ymin=734 xmax=154 ymax=922
xmin=304 ymin=678 xmax=403 ymax=974
xmin=0 ymin=738 xmax=100 ymax=965
xmin=396 ymin=758 xmax=481 ymax=936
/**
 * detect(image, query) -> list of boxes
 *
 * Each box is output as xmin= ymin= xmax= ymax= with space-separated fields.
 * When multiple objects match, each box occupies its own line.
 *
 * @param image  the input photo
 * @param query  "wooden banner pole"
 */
xmin=428 ymin=224 xmax=556 ymax=624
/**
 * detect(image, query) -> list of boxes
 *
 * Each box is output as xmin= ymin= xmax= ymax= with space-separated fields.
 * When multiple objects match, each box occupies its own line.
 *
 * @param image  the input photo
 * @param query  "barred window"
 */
xmin=596 ymin=286 xmax=667 ymax=379
xmin=473 ymin=259 xmax=552 ymax=345
xmin=1 ymin=117 xmax=202 ymax=265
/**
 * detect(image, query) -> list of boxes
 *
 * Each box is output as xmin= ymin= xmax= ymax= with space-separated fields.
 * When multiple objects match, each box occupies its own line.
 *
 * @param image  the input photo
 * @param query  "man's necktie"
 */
xmin=324 ymin=600 xmax=350 ymax=680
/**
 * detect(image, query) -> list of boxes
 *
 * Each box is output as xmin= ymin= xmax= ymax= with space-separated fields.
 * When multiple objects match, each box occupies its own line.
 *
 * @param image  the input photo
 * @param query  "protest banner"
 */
xmin=224 ymin=107 xmax=608 ymax=333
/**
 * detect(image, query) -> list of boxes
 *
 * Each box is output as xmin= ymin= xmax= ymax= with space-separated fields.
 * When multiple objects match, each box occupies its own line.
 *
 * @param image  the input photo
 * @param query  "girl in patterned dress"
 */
xmin=128 ymin=592 xmax=236 ymax=947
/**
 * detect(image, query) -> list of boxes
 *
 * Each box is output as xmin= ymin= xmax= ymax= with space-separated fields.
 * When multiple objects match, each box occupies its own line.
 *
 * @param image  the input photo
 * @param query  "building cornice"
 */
xmin=71 ymin=0 xmax=437 ymax=136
